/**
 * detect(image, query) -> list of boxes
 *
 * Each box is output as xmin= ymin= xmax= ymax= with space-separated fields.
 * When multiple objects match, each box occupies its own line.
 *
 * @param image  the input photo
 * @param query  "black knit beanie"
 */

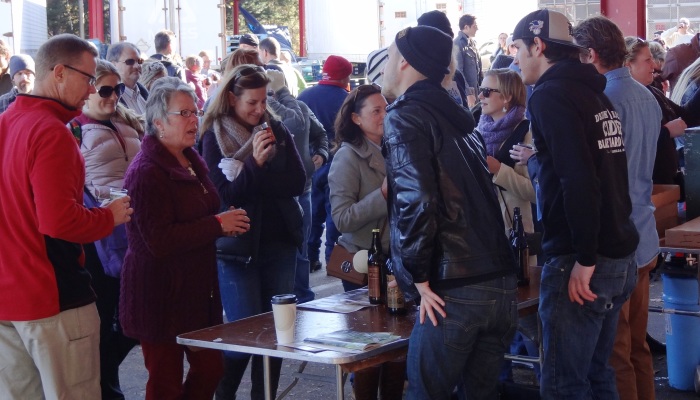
xmin=417 ymin=10 xmax=454 ymax=38
xmin=395 ymin=26 xmax=452 ymax=82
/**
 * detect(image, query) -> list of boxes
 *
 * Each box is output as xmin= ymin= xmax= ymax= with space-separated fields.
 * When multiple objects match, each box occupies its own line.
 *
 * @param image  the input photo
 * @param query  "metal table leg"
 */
xmin=264 ymin=355 xmax=272 ymax=400
xmin=335 ymin=365 xmax=345 ymax=400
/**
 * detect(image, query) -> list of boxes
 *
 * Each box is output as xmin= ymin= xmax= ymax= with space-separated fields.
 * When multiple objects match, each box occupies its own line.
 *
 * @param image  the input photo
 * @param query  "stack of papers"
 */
xmin=301 ymin=330 xmax=401 ymax=353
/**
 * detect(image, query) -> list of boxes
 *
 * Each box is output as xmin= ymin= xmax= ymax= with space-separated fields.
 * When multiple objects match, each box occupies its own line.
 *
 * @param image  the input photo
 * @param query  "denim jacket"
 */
xmin=604 ymin=67 xmax=662 ymax=267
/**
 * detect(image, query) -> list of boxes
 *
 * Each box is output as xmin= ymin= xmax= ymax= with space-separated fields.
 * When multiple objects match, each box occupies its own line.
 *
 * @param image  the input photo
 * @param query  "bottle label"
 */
xmin=368 ymin=266 xmax=381 ymax=299
xmin=386 ymin=275 xmax=404 ymax=309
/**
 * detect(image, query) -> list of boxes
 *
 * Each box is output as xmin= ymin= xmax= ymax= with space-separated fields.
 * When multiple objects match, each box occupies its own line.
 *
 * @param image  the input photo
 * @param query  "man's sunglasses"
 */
xmin=478 ymin=87 xmax=500 ymax=98
xmin=97 ymin=83 xmax=126 ymax=98
xmin=120 ymin=58 xmax=144 ymax=66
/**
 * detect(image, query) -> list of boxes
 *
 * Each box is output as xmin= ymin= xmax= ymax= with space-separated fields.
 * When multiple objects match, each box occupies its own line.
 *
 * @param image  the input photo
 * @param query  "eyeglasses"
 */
xmin=119 ymin=58 xmax=144 ymax=66
xmin=352 ymin=83 xmax=382 ymax=104
xmin=168 ymin=109 xmax=204 ymax=118
xmin=478 ymin=87 xmax=500 ymax=98
xmin=97 ymin=83 xmax=126 ymax=98
xmin=62 ymin=64 xmax=97 ymax=86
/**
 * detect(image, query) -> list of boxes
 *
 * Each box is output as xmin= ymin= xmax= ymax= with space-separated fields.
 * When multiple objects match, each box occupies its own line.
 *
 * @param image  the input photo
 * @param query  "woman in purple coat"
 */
xmin=119 ymin=77 xmax=251 ymax=400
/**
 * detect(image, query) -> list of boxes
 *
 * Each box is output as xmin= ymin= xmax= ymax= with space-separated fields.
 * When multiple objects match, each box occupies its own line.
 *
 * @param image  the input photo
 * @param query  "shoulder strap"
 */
xmin=69 ymin=120 xmax=83 ymax=146
xmin=495 ymin=119 xmax=530 ymax=168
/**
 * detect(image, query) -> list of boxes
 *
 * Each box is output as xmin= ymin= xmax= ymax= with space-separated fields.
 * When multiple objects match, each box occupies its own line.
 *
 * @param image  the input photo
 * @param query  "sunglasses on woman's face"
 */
xmin=97 ymin=83 xmax=126 ymax=99
xmin=478 ymin=87 xmax=500 ymax=98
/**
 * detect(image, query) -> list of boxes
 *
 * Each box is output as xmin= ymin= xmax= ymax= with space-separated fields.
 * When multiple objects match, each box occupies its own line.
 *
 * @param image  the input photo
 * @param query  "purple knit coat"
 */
xmin=119 ymin=135 xmax=223 ymax=343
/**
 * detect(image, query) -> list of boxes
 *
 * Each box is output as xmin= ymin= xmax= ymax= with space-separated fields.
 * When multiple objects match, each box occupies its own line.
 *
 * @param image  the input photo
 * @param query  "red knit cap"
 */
xmin=320 ymin=55 xmax=353 ymax=81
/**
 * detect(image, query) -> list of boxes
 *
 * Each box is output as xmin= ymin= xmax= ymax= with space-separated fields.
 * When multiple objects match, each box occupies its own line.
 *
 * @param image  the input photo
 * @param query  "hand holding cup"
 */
xmin=105 ymin=195 xmax=133 ymax=226
xmin=217 ymin=208 xmax=250 ymax=236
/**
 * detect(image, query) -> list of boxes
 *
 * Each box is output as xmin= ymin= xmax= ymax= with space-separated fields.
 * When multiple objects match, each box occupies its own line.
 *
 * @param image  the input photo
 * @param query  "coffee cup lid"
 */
xmin=271 ymin=294 xmax=297 ymax=305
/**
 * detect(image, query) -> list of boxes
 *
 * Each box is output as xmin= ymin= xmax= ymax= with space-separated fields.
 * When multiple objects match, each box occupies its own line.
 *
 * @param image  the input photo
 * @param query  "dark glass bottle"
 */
xmin=510 ymin=207 xmax=530 ymax=286
xmin=386 ymin=261 xmax=405 ymax=315
xmin=368 ymin=229 xmax=385 ymax=304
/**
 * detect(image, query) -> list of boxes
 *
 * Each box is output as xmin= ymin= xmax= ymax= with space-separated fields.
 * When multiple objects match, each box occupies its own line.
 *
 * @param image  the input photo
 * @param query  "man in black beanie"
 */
xmin=382 ymin=25 xmax=517 ymax=399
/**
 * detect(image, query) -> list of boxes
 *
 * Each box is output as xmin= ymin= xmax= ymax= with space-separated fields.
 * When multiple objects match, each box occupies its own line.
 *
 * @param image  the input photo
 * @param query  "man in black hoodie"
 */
xmin=512 ymin=9 xmax=639 ymax=399
xmin=383 ymin=26 xmax=517 ymax=399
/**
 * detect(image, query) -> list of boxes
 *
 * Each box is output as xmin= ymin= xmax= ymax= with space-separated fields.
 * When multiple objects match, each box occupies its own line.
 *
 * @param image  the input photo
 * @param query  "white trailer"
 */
xmin=109 ymin=0 xmax=227 ymax=61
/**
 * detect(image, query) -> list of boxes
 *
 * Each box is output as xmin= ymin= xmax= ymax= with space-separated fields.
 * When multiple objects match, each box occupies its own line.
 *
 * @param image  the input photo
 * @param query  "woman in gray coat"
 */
xmin=328 ymin=83 xmax=405 ymax=400
xmin=328 ymin=83 xmax=389 ymax=292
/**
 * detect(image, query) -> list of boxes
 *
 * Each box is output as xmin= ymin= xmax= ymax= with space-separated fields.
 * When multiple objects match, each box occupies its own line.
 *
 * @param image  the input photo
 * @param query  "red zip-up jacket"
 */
xmin=0 ymin=95 xmax=114 ymax=321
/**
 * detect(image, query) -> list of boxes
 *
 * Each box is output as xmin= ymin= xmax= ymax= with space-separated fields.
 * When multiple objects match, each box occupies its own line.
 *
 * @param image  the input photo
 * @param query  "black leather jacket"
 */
xmin=383 ymin=80 xmax=515 ymax=294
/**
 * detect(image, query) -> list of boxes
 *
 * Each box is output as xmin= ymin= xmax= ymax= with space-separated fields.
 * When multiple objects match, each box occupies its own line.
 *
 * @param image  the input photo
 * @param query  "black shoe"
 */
xmin=310 ymin=260 xmax=322 ymax=272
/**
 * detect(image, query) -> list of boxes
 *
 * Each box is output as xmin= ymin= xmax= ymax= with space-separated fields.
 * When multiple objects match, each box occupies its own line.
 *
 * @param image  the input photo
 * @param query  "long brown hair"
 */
xmin=333 ymin=84 xmax=383 ymax=152
xmin=200 ymin=64 xmax=271 ymax=135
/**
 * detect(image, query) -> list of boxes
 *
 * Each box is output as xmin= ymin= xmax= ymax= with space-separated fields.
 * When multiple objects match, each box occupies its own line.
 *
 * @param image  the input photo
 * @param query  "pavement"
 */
xmin=117 ymin=262 xmax=700 ymax=399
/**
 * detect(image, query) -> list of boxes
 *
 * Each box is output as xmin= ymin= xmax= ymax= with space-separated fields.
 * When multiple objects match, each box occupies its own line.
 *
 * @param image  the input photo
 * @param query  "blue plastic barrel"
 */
xmin=663 ymin=273 xmax=700 ymax=391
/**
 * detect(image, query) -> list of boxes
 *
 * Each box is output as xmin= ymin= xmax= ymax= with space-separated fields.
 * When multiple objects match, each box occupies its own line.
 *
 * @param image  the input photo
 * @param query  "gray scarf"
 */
xmin=212 ymin=115 xmax=277 ymax=161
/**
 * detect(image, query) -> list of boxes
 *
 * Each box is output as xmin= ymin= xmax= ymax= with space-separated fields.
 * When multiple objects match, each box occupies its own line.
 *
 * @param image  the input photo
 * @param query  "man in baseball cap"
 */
xmin=513 ymin=9 xmax=639 ymax=398
xmin=382 ymin=25 xmax=518 ymax=398
xmin=0 ymin=54 xmax=35 ymax=113
xmin=238 ymin=33 xmax=259 ymax=50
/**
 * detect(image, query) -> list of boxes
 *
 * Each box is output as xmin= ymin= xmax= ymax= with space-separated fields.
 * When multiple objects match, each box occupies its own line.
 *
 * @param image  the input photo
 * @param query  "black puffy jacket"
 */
xmin=383 ymin=80 xmax=515 ymax=295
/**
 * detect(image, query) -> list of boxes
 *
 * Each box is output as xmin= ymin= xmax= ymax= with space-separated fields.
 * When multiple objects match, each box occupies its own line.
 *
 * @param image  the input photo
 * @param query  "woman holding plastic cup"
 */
xmin=119 ymin=77 xmax=251 ymax=400
xmin=69 ymin=58 xmax=143 ymax=399
xmin=199 ymin=64 xmax=306 ymax=399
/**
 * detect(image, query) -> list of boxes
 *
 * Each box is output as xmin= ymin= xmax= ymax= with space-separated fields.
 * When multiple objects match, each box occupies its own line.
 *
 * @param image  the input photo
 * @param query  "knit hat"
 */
xmin=366 ymin=47 xmax=388 ymax=85
xmin=395 ymin=26 xmax=451 ymax=82
xmin=138 ymin=60 xmax=167 ymax=90
xmin=417 ymin=10 xmax=454 ymax=39
xmin=512 ymin=9 xmax=585 ymax=49
xmin=9 ymin=54 xmax=35 ymax=78
xmin=239 ymin=33 xmax=259 ymax=47
xmin=321 ymin=55 xmax=353 ymax=81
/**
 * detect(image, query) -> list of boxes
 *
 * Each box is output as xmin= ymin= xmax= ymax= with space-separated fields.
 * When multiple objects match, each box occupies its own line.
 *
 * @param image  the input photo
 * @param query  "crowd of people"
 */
xmin=0 ymin=7 xmax=698 ymax=400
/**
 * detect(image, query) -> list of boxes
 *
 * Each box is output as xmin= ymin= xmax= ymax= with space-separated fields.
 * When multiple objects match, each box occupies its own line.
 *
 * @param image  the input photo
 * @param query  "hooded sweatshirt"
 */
xmin=528 ymin=60 xmax=638 ymax=266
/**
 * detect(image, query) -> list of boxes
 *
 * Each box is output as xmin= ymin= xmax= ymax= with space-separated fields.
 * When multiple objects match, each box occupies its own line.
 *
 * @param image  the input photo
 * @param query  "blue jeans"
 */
xmin=308 ymin=162 xmax=340 ymax=263
xmin=405 ymin=275 xmax=518 ymax=400
xmin=294 ymin=191 xmax=315 ymax=304
xmin=215 ymin=241 xmax=297 ymax=400
xmin=539 ymin=253 xmax=637 ymax=400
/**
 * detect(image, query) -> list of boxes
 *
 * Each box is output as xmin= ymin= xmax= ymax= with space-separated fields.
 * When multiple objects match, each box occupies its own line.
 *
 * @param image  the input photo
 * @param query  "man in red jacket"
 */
xmin=0 ymin=34 xmax=133 ymax=399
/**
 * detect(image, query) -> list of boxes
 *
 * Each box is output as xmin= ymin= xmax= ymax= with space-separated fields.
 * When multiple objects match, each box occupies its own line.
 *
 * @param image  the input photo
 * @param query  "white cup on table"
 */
xmin=271 ymin=294 xmax=297 ymax=344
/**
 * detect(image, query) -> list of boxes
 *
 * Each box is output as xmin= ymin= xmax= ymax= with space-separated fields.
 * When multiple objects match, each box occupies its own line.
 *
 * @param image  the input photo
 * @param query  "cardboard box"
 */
xmin=652 ymin=185 xmax=680 ymax=208
xmin=652 ymin=185 xmax=680 ymax=238
xmin=665 ymin=216 xmax=700 ymax=248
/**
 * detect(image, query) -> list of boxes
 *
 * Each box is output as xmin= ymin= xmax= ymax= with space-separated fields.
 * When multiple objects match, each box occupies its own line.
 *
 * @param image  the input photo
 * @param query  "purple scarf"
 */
xmin=477 ymin=105 xmax=526 ymax=156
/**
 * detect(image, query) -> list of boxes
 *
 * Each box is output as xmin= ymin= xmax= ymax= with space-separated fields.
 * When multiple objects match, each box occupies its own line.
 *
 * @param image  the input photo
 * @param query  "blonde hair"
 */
xmin=185 ymin=55 xmax=202 ymax=70
xmin=483 ymin=68 xmax=527 ymax=109
xmin=671 ymin=57 xmax=700 ymax=105
xmin=92 ymin=59 xmax=145 ymax=136
xmin=200 ymin=64 xmax=272 ymax=136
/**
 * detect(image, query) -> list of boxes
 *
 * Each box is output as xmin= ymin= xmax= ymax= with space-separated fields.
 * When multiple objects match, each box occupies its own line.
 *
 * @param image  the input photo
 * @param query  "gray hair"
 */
xmin=106 ymin=42 xmax=140 ymax=63
xmin=144 ymin=77 xmax=198 ymax=136
xmin=138 ymin=60 xmax=167 ymax=90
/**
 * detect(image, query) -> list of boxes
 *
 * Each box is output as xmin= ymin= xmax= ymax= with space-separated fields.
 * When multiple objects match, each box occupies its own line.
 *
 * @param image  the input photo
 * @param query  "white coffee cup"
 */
xmin=271 ymin=294 xmax=297 ymax=344
xmin=109 ymin=188 xmax=128 ymax=201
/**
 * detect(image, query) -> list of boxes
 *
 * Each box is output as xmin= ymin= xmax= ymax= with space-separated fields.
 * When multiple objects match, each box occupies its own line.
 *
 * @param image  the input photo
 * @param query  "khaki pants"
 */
xmin=610 ymin=258 xmax=657 ymax=400
xmin=0 ymin=303 xmax=101 ymax=400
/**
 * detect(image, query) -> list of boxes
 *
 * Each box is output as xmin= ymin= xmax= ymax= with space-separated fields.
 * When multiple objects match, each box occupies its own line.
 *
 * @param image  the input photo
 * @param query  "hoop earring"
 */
xmin=502 ymin=105 xmax=508 ymax=113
